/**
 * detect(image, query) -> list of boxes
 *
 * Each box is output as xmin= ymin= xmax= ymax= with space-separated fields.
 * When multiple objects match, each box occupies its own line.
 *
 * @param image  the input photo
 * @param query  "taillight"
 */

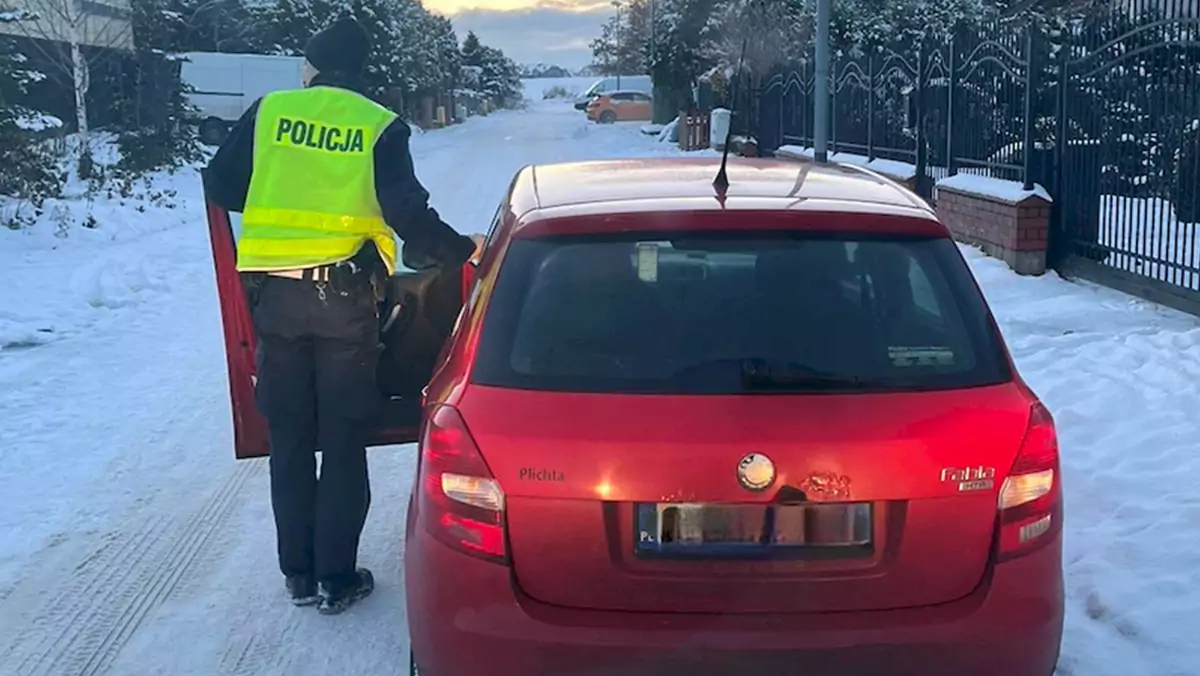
xmin=995 ymin=402 xmax=1061 ymax=562
xmin=418 ymin=405 xmax=507 ymax=563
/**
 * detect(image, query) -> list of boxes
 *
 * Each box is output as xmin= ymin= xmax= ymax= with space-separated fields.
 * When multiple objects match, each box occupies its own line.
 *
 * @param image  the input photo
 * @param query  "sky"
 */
xmin=425 ymin=0 xmax=614 ymax=70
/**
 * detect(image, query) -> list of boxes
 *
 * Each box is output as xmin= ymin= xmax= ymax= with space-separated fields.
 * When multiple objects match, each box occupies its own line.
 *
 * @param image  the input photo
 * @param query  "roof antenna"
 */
xmin=712 ymin=36 xmax=749 ymax=195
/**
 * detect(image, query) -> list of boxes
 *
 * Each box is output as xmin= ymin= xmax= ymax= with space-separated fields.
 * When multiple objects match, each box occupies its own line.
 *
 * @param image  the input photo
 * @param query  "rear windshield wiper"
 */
xmin=738 ymin=359 xmax=884 ymax=391
xmin=663 ymin=358 xmax=889 ymax=391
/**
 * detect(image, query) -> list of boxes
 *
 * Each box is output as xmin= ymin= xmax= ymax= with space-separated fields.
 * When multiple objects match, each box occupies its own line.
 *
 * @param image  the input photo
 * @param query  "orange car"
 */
xmin=586 ymin=91 xmax=653 ymax=124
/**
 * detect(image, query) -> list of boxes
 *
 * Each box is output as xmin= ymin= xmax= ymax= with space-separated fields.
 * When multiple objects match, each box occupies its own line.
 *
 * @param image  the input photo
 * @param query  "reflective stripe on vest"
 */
xmin=237 ymin=87 xmax=399 ymax=274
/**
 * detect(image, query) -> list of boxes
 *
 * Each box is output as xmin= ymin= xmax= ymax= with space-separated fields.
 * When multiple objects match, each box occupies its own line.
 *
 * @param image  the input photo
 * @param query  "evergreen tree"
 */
xmin=461 ymin=31 xmax=484 ymax=68
xmin=244 ymin=0 xmax=471 ymax=116
xmin=649 ymin=0 xmax=723 ymax=116
xmin=172 ymin=0 xmax=260 ymax=53
xmin=108 ymin=0 xmax=203 ymax=179
xmin=478 ymin=45 xmax=522 ymax=108
xmin=243 ymin=0 xmax=321 ymax=56
xmin=431 ymin=14 xmax=462 ymax=93
xmin=0 ymin=7 xmax=64 ymax=226
xmin=391 ymin=0 xmax=446 ymax=100
xmin=458 ymin=31 xmax=522 ymax=110
xmin=590 ymin=0 xmax=653 ymax=76
xmin=714 ymin=0 xmax=806 ymax=74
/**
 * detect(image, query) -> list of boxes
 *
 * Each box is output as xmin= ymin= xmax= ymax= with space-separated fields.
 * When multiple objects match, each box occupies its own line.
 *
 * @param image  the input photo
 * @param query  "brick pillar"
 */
xmin=936 ymin=185 xmax=1051 ymax=276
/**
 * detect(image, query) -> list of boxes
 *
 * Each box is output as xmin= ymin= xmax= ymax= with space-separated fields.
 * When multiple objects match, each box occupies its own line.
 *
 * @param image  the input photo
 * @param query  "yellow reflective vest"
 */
xmin=236 ymin=86 xmax=399 ymax=274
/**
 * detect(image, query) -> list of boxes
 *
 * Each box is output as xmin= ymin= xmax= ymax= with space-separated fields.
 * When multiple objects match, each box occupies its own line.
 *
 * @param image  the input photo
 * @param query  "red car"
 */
xmin=208 ymin=158 xmax=1064 ymax=676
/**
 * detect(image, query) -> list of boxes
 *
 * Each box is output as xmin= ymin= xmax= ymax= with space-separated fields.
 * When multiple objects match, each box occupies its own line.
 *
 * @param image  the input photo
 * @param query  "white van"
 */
xmin=181 ymin=52 xmax=306 ymax=145
xmin=574 ymin=75 xmax=652 ymax=110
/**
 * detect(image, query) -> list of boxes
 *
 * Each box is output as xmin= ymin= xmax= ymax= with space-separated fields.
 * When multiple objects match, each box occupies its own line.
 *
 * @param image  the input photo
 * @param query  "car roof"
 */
xmin=505 ymin=157 xmax=935 ymax=232
xmin=603 ymin=90 xmax=650 ymax=96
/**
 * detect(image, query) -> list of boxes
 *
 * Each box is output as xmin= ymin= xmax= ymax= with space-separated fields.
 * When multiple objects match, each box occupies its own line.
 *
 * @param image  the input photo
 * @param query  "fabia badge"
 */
xmin=941 ymin=466 xmax=996 ymax=492
xmin=737 ymin=453 xmax=776 ymax=492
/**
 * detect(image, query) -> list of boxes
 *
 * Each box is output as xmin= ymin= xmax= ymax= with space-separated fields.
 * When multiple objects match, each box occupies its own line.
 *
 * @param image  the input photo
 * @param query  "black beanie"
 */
xmin=304 ymin=17 xmax=371 ymax=74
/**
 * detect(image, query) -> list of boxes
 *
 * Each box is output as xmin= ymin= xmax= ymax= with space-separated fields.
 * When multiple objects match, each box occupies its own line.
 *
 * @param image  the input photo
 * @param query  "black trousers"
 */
xmin=250 ymin=275 xmax=380 ymax=590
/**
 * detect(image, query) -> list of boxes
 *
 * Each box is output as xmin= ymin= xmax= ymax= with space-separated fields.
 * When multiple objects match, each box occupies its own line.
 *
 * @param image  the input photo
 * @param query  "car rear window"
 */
xmin=472 ymin=232 xmax=1011 ymax=394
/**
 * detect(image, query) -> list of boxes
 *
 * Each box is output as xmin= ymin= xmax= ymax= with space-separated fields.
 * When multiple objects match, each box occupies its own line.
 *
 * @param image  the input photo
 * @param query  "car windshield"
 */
xmin=473 ymin=231 xmax=1011 ymax=394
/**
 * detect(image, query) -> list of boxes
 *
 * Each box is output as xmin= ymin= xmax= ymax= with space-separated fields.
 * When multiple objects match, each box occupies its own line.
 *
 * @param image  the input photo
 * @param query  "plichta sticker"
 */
xmin=888 ymin=346 xmax=955 ymax=367
xmin=636 ymin=242 xmax=659 ymax=282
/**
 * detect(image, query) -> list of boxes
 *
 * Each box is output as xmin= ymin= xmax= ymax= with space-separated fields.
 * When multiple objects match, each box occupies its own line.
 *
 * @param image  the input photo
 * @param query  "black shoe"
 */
xmin=286 ymin=575 xmax=319 ymax=606
xmin=317 ymin=568 xmax=374 ymax=615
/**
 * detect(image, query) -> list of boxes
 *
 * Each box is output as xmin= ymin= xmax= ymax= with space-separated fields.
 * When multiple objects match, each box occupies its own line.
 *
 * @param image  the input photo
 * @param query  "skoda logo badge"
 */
xmin=737 ymin=453 xmax=776 ymax=492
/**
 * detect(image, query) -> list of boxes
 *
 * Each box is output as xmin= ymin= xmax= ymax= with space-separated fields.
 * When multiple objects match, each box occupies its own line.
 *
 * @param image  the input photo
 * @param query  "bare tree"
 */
xmin=11 ymin=0 xmax=133 ymax=174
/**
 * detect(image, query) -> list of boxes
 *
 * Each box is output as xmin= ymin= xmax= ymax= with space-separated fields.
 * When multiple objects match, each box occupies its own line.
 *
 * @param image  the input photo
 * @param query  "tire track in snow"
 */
xmin=216 ymin=604 xmax=300 ymax=676
xmin=0 ymin=459 xmax=261 ymax=676
xmin=209 ymin=446 xmax=418 ymax=676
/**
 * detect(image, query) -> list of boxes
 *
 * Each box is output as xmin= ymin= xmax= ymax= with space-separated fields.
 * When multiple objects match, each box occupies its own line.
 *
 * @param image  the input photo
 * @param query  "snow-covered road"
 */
xmin=1 ymin=84 xmax=1199 ymax=676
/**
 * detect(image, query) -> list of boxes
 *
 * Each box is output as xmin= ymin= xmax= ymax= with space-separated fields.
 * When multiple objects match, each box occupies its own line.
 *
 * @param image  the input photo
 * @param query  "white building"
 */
xmin=0 ymin=0 xmax=134 ymax=52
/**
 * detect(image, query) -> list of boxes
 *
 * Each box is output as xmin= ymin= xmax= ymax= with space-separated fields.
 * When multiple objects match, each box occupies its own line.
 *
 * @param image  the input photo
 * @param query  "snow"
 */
xmin=1 ymin=94 xmax=1200 ymax=676
xmin=960 ymin=248 xmax=1200 ymax=676
xmin=658 ymin=117 xmax=679 ymax=143
xmin=14 ymin=112 xmax=63 ymax=132
xmin=937 ymin=173 xmax=1053 ymax=205
xmin=774 ymin=144 xmax=919 ymax=181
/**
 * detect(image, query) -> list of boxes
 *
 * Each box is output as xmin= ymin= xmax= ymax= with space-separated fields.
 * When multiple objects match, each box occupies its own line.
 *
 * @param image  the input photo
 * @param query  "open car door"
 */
xmin=206 ymin=199 xmax=476 ymax=460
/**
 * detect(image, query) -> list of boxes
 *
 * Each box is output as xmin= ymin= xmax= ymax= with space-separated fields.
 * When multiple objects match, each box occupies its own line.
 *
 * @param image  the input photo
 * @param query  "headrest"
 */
xmin=537 ymin=243 xmax=637 ymax=287
xmin=755 ymin=242 xmax=852 ymax=291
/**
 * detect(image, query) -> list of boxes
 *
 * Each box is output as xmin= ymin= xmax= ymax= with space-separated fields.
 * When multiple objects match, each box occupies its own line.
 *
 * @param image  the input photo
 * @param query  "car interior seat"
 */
xmin=753 ymin=243 xmax=879 ymax=372
xmin=512 ymin=243 xmax=675 ymax=377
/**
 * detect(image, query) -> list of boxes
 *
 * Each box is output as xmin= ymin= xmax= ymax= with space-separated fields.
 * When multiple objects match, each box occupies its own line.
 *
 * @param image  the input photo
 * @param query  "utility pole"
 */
xmin=813 ymin=0 xmax=830 ymax=163
xmin=611 ymin=0 xmax=623 ymax=89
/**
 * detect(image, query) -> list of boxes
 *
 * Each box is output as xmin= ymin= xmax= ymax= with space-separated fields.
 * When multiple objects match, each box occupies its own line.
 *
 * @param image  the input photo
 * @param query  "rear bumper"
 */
xmin=405 ymin=527 xmax=1063 ymax=676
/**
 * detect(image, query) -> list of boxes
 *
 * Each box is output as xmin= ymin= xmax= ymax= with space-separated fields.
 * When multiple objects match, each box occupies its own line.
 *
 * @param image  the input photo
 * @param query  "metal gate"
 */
xmin=1051 ymin=5 xmax=1200 ymax=316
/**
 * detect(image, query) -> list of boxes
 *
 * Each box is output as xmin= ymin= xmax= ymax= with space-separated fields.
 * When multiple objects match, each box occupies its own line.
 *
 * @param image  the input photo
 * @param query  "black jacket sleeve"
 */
xmin=374 ymin=118 xmax=477 ymax=267
xmin=201 ymin=99 xmax=260 ymax=213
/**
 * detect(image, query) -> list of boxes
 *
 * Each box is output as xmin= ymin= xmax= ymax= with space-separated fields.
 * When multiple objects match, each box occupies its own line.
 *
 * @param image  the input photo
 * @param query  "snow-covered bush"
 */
xmin=0 ymin=8 xmax=65 ymax=228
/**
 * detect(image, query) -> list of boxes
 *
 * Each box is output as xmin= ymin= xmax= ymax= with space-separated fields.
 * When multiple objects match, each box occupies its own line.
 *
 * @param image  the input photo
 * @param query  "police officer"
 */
xmin=202 ymin=16 xmax=477 ymax=615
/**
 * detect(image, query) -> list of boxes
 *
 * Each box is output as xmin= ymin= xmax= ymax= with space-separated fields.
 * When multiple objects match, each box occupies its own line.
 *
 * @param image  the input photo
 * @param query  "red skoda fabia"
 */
xmin=209 ymin=158 xmax=1064 ymax=676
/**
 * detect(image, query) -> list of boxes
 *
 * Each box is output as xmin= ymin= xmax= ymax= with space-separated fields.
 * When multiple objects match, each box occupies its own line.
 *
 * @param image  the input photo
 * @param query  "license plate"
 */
xmin=635 ymin=502 xmax=872 ymax=557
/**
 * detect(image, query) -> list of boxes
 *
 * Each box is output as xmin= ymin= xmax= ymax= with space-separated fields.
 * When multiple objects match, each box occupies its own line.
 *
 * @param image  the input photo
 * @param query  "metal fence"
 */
xmin=753 ymin=1 xmax=1200 ymax=316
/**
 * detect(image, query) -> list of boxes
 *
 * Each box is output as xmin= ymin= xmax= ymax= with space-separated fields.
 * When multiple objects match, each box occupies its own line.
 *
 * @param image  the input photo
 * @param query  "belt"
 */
xmin=267 ymin=266 xmax=333 ymax=282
